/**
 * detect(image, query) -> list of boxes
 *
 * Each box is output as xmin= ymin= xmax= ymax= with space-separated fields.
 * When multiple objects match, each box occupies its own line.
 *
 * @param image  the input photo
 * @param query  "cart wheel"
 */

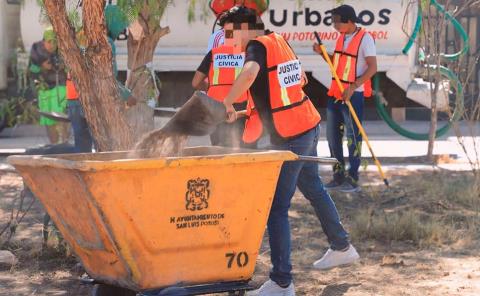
xmin=91 ymin=283 xmax=136 ymax=296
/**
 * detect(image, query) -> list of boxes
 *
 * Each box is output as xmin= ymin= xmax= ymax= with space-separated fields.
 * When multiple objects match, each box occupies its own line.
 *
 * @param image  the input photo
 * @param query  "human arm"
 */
xmin=192 ymin=51 xmax=212 ymax=91
xmin=223 ymin=61 xmax=260 ymax=123
xmin=192 ymin=71 xmax=209 ymax=91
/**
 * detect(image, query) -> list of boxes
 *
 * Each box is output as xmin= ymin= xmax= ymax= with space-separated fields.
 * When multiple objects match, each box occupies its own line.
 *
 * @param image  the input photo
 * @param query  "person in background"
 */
xmin=29 ymin=27 xmax=69 ymax=144
xmin=66 ymin=72 xmax=93 ymax=153
xmin=193 ymin=6 xmax=256 ymax=148
xmin=313 ymin=4 xmax=377 ymax=193
xmin=207 ymin=27 xmax=225 ymax=53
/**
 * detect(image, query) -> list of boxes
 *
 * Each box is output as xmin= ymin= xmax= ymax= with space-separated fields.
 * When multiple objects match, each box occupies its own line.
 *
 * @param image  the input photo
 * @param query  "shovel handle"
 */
xmin=314 ymin=31 xmax=323 ymax=45
xmin=294 ymin=156 xmax=338 ymax=164
xmin=236 ymin=110 xmax=248 ymax=118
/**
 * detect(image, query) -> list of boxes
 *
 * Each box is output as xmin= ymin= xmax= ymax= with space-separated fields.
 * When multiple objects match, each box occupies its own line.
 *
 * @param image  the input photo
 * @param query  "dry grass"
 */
xmin=350 ymin=209 xmax=453 ymax=246
xmin=348 ymin=171 xmax=480 ymax=247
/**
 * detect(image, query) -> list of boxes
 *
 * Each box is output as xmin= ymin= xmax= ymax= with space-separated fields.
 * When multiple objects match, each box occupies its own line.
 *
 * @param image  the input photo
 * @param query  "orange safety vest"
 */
xmin=243 ymin=98 xmax=263 ymax=143
xmin=327 ymin=28 xmax=373 ymax=100
xmin=208 ymin=45 xmax=248 ymax=103
xmin=243 ymin=32 xmax=321 ymax=143
xmin=66 ymin=73 xmax=79 ymax=100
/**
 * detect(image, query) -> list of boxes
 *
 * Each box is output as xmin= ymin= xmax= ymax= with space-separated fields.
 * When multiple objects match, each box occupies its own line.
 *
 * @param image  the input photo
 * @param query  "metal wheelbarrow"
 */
xmin=8 ymin=147 xmax=297 ymax=295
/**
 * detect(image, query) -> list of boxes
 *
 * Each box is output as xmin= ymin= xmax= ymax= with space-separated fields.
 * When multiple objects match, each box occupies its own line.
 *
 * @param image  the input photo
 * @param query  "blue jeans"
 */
xmin=326 ymin=92 xmax=364 ymax=182
xmin=268 ymin=125 xmax=350 ymax=286
xmin=67 ymin=100 xmax=93 ymax=153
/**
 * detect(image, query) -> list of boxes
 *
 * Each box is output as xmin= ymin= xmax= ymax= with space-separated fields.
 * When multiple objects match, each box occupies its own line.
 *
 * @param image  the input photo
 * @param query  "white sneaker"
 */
xmin=249 ymin=279 xmax=295 ymax=296
xmin=313 ymin=244 xmax=360 ymax=270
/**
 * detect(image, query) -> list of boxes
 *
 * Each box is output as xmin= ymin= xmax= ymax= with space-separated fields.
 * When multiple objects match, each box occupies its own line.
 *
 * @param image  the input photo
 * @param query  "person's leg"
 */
xmin=292 ymin=126 xmax=359 ymax=270
xmin=46 ymin=125 xmax=59 ymax=144
xmin=38 ymin=89 xmax=53 ymax=126
xmin=326 ymin=98 xmax=346 ymax=185
xmin=342 ymin=92 xmax=364 ymax=183
xmin=267 ymin=128 xmax=319 ymax=287
xmin=38 ymin=89 xmax=58 ymax=144
xmin=77 ymin=102 xmax=93 ymax=152
xmin=296 ymin=129 xmax=350 ymax=251
xmin=58 ymin=122 xmax=71 ymax=144
xmin=267 ymin=157 xmax=304 ymax=287
xmin=68 ymin=100 xmax=93 ymax=153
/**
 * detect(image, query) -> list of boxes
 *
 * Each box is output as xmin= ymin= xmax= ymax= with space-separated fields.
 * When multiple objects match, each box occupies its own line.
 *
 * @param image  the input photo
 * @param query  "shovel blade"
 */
xmin=161 ymin=91 xmax=227 ymax=136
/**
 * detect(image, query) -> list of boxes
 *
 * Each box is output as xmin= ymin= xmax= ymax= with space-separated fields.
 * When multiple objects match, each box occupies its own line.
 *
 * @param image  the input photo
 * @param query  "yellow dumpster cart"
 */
xmin=8 ymin=147 xmax=297 ymax=295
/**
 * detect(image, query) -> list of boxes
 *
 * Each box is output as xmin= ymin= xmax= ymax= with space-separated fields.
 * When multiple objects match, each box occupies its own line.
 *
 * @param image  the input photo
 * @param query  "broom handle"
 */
xmin=314 ymin=32 xmax=389 ymax=187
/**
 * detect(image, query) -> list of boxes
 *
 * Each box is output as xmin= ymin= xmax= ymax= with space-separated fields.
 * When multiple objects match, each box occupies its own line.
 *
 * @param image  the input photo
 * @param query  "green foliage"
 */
xmin=117 ymin=0 xmax=143 ymax=23
xmin=36 ymin=0 xmax=171 ymax=34
xmin=0 ymin=97 xmax=38 ymax=128
xmin=420 ymin=0 xmax=431 ymax=10
xmin=117 ymin=0 xmax=170 ymax=29
xmin=67 ymin=9 xmax=82 ymax=32
xmin=187 ymin=0 xmax=212 ymax=23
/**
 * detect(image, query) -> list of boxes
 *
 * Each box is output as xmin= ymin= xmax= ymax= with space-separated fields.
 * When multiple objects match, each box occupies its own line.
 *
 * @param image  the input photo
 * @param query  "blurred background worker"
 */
xmin=29 ymin=27 xmax=69 ymax=144
xmin=193 ymin=6 xmax=258 ymax=148
xmin=313 ymin=4 xmax=377 ymax=193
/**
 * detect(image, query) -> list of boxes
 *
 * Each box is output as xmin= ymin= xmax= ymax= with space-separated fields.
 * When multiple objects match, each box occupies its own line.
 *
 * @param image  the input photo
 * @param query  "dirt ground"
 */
xmin=0 ymin=165 xmax=479 ymax=296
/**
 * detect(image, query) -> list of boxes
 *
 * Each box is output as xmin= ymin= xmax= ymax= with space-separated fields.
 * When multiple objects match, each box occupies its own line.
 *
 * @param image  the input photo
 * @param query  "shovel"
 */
xmin=38 ymin=111 xmax=70 ymax=122
xmin=135 ymin=91 xmax=338 ymax=164
xmin=133 ymin=91 xmax=227 ymax=157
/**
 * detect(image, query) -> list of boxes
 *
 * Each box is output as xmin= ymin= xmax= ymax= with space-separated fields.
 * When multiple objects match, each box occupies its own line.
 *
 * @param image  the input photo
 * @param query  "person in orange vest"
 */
xmin=193 ymin=6 xmax=256 ymax=148
xmin=222 ymin=7 xmax=359 ymax=296
xmin=313 ymin=5 xmax=377 ymax=193
xmin=66 ymin=73 xmax=93 ymax=153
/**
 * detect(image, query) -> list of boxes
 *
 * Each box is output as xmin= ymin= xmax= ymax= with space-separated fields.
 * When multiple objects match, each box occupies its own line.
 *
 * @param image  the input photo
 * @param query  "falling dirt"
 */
xmin=131 ymin=130 xmax=188 ymax=158
xmin=131 ymin=91 xmax=226 ymax=159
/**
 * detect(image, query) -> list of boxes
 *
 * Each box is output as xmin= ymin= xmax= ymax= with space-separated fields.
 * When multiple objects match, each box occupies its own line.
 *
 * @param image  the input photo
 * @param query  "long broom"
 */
xmin=314 ymin=31 xmax=389 ymax=187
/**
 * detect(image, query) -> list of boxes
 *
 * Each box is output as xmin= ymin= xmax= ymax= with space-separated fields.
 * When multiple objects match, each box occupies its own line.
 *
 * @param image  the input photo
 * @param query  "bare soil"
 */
xmin=0 ymin=167 xmax=479 ymax=296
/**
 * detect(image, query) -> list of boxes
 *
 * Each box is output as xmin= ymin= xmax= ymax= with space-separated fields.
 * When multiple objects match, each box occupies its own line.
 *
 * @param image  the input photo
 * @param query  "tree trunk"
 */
xmin=44 ymin=0 xmax=134 ymax=151
xmin=125 ymin=11 xmax=170 ymax=143
xmin=425 ymin=3 xmax=436 ymax=161
xmin=426 ymin=2 xmax=447 ymax=161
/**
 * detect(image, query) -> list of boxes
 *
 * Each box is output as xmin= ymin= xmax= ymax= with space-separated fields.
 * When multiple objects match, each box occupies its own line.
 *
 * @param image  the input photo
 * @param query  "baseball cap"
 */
xmin=332 ymin=5 xmax=359 ymax=23
xmin=43 ymin=27 xmax=57 ymax=42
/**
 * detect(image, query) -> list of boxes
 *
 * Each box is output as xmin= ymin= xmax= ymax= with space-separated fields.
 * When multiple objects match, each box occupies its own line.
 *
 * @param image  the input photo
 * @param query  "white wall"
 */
xmin=0 ymin=2 xmax=21 ymax=90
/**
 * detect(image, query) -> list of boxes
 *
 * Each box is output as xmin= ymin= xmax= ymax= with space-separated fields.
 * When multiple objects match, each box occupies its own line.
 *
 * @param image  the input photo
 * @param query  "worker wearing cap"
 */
xmin=313 ymin=5 xmax=377 ymax=193
xmin=223 ymin=7 xmax=359 ymax=296
xmin=29 ymin=27 xmax=69 ymax=144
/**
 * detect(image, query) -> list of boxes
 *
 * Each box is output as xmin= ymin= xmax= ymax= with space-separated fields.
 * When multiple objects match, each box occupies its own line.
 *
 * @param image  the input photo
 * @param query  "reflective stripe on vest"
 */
xmin=207 ymin=45 xmax=248 ymax=103
xmin=327 ymin=28 xmax=373 ymax=99
xmin=242 ymin=32 xmax=320 ymax=142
